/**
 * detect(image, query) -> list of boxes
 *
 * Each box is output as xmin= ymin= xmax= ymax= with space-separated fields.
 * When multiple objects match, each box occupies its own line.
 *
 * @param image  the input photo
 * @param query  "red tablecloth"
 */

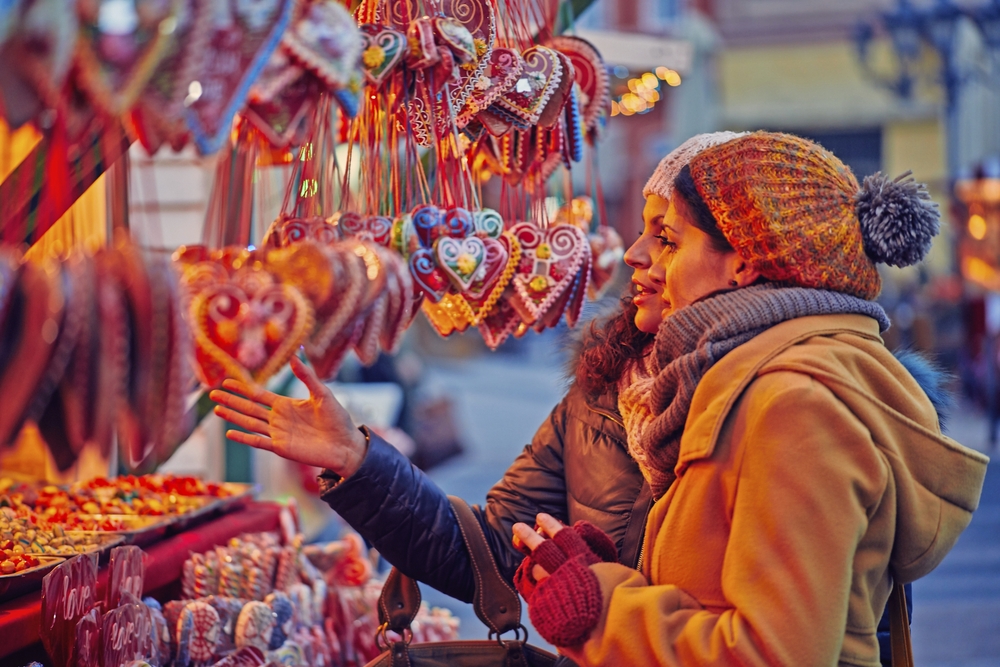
xmin=0 ymin=501 xmax=282 ymax=659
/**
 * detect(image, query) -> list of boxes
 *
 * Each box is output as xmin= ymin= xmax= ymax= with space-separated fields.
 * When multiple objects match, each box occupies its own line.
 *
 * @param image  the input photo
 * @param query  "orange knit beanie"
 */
xmin=686 ymin=131 xmax=940 ymax=300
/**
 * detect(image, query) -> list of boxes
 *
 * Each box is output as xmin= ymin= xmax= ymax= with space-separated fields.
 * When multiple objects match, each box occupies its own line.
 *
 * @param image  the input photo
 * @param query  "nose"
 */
xmin=624 ymin=233 xmax=651 ymax=270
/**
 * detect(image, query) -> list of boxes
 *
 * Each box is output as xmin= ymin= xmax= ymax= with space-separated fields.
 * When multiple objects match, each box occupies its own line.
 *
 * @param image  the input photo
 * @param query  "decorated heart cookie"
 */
xmin=495 ymin=46 xmax=562 ymax=127
xmin=507 ymin=222 xmax=590 ymax=326
xmin=337 ymin=212 xmax=392 ymax=246
xmin=74 ymin=0 xmax=180 ymax=117
xmin=184 ymin=0 xmax=294 ymax=154
xmin=358 ymin=23 xmax=405 ymax=87
xmin=190 ymin=270 xmax=314 ymax=387
xmin=457 ymin=47 xmax=522 ymax=127
xmin=244 ymin=70 xmax=318 ymax=149
xmin=408 ymin=247 xmax=449 ymax=303
xmin=435 ymin=236 xmax=486 ymax=292
xmin=546 ymin=34 xmax=609 ymax=135
xmin=283 ymin=0 xmax=363 ymax=90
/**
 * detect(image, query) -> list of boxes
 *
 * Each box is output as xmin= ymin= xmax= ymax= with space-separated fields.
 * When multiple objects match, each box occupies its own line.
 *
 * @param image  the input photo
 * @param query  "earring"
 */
xmin=729 ymin=279 xmax=738 ymax=287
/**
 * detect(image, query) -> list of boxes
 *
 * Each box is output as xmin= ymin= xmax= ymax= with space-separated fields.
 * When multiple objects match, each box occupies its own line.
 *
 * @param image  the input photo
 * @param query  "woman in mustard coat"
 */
xmin=513 ymin=132 xmax=990 ymax=666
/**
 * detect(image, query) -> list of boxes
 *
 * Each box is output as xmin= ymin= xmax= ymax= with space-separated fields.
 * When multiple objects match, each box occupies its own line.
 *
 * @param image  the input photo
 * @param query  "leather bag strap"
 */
xmin=448 ymin=495 xmax=523 ymax=636
xmin=889 ymin=582 xmax=914 ymax=667
xmin=377 ymin=565 xmax=422 ymax=636
xmin=376 ymin=497 xmax=523 ymax=637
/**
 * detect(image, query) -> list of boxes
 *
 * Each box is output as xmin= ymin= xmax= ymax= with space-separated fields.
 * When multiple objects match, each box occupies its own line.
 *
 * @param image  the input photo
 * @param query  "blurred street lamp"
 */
xmin=854 ymin=0 xmax=970 ymax=181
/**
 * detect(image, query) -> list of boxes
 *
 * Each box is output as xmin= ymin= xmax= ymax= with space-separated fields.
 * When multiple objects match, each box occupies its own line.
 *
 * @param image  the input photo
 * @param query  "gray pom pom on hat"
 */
xmin=855 ymin=171 xmax=940 ymax=267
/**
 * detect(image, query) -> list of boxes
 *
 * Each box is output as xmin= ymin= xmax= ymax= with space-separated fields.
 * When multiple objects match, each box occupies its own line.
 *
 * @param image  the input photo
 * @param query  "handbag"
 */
xmin=889 ymin=582 xmax=914 ymax=667
xmin=363 ymin=495 xmax=559 ymax=667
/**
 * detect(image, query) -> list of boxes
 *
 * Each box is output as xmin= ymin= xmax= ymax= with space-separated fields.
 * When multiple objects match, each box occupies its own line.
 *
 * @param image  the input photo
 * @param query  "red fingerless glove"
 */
xmin=513 ymin=521 xmax=617 ymax=647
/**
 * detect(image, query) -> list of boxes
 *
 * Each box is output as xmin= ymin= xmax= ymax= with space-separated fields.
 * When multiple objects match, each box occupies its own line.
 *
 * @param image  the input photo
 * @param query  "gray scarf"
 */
xmin=639 ymin=283 xmax=890 ymax=498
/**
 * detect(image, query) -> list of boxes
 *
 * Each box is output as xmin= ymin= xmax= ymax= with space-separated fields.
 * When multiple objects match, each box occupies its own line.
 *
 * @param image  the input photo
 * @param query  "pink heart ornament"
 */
xmin=495 ymin=46 xmax=563 ymax=126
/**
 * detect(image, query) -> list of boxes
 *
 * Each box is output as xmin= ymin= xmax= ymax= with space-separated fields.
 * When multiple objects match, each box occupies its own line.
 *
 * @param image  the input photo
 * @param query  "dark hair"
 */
xmin=674 ymin=164 xmax=732 ymax=254
xmin=575 ymin=296 xmax=654 ymax=399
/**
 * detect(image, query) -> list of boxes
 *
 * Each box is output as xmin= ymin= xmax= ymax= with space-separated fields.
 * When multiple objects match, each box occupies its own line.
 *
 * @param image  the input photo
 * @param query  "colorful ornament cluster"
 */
xmin=174 ymin=231 xmax=416 ymax=385
xmin=0 ymin=0 xmax=365 ymax=154
xmin=38 ymin=531 xmax=459 ymax=667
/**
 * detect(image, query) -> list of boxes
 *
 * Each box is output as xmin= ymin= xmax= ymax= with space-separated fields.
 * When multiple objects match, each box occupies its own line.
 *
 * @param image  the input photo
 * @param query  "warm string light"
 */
xmin=610 ymin=66 xmax=682 ymax=117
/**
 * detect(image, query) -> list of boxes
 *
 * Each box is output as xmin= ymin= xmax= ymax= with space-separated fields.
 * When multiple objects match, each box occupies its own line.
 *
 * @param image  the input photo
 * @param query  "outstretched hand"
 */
xmin=512 ymin=513 xmax=566 ymax=582
xmin=210 ymin=356 xmax=369 ymax=478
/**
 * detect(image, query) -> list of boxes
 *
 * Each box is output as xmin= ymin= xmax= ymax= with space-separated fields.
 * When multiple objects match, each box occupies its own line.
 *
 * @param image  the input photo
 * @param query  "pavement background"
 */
xmin=410 ymin=329 xmax=999 ymax=665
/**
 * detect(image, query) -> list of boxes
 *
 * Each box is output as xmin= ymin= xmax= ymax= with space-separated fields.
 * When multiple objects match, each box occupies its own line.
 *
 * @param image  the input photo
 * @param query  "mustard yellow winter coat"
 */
xmin=561 ymin=314 xmax=989 ymax=667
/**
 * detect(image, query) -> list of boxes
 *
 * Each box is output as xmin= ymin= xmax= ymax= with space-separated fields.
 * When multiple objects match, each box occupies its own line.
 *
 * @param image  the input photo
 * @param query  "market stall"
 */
xmin=0 ymin=0 xmax=620 ymax=663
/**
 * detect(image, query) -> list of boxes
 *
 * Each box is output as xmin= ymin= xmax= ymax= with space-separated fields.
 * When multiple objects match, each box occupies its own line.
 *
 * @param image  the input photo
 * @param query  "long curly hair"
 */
xmin=575 ymin=296 xmax=654 ymax=399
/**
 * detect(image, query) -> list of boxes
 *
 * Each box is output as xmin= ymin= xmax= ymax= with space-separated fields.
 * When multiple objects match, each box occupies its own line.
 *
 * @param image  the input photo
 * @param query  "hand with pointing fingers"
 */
xmin=210 ymin=356 xmax=369 ymax=478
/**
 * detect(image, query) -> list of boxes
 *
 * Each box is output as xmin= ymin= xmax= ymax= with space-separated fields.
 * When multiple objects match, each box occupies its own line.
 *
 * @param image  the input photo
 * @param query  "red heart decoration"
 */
xmin=133 ymin=0 xmax=212 ymax=154
xmin=507 ymin=222 xmax=590 ymax=326
xmin=190 ymin=270 xmax=313 ymax=387
xmin=74 ymin=0 xmax=179 ymax=117
xmin=441 ymin=0 xmax=495 ymax=116
xmin=244 ymin=71 xmax=319 ymax=149
xmin=495 ymin=46 xmax=563 ymax=126
xmin=358 ymin=24 xmax=406 ymax=88
xmin=458 ymin=47 xmax=523 ymax=128
xmin=283 ymin=0 xmax=364 ymax=90
xmin=184 ymin=0 xmax=294 ymax=154
xmin=338 ymin=213 xmax=393 ymax=246
xmin=409 ymin=247 xmax=449 ymax=302
xmin=546 ymin=35 xmax=610 ymax=135
xmin=537 ymin=52 xmax=575 ymax=128
xmin=477 ymin=294 xmax=520 ymax=350
xmin=464 ymin=236 xmax=509 ymax=300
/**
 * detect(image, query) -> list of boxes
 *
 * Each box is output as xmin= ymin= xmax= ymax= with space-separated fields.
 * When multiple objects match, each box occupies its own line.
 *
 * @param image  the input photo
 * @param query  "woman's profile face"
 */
xmin=651 ymin=194 xmax=748 ymax=319
xmin=623 ymin=196 xmax=670 ymax=333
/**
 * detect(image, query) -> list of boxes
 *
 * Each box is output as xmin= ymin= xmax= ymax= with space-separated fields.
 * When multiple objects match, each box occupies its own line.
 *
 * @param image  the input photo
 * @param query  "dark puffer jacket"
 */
xmin=318 ymin=382 xmax=652 ymax=603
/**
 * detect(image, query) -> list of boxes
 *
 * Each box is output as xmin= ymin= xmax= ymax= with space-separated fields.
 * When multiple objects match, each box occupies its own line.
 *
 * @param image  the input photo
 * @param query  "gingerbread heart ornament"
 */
xmin=244 ymin=71 xmax=318 ymax=148
xmin=441 ymin=0 xmax=494 ymax=120
xmin=283 ymin=0 xmax=363 ymax=90
xmin=132 ymin=0 xmax=212 ymax=153
xmin=458 ymin=47 xmax=523 ymax=128
xmin=74 ymin=0 xmax=181 ymax=117
xmin=495 ymin=46 xmax=562 ymax=126
xmin=507 ymin=222 xmax=590 ymax=326
xmin=435 ymin=236 xmax=486 ymax=291
xmin=546 ymin=35 xmax=609 ymax=134
xmin=358 ymin=24 xmax=405 ymax=87
xmin=190 ymin=270 xmax=313 ymax=387
xmin=337 ymin=212 xmax=392 ymax=246
xmin=184 ymin=0 xmax=294 ymax=155
xmin=409 ymin=247 xmax=449 ymax=302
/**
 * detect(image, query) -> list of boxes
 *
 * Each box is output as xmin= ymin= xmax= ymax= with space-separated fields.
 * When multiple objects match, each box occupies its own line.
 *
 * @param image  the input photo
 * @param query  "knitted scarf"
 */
xmin=630 ymin=283 xmax=890 ymax=498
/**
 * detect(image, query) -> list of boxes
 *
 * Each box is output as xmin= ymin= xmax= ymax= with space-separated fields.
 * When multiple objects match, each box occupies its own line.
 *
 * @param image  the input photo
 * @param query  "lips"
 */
xmin=632 ymin=281 xmax=657 ymax=299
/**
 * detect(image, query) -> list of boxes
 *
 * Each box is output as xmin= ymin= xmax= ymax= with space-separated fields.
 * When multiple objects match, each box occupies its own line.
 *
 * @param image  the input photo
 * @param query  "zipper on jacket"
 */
xmin=587 ymin=404 xmax=625 ymax=428
xmin=636 ymin=538 xmax=645 ymax=572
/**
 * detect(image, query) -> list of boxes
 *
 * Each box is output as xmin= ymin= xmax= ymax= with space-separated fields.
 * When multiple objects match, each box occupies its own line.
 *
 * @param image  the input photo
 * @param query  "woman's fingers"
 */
xmin=214 ymin=405 xmax=271 ymax=436
xmin=290 ymin=356 xmax=329 ymax=399
xmin=221 ymin=378 xmax=277 ymax=408
xmin=225 ymin=429 xmax=277 ymax=452
xmin=512 ymin=523 xmax=546 ymax=551
xmin=535 ymin=513 xmax=564 ymax=539
xmin=209 ymin=389 xmax=273 ymax=421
